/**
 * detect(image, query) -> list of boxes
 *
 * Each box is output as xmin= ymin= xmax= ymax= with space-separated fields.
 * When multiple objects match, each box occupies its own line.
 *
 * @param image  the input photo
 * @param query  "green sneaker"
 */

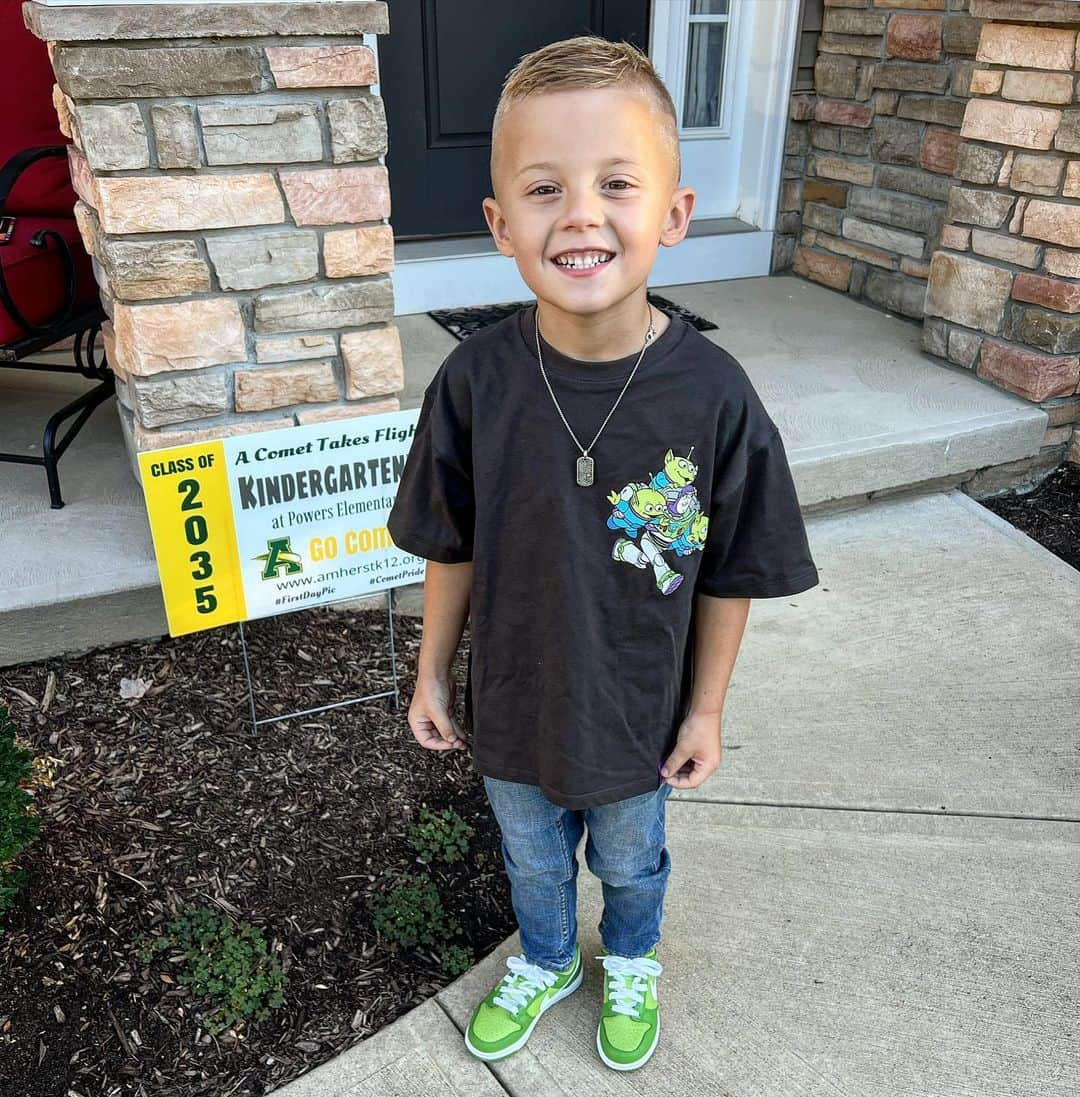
xmin=464 ymin=942 xmax=582 ymax=1060
xmin=595 ymin=946 xmax=663 ymax=1070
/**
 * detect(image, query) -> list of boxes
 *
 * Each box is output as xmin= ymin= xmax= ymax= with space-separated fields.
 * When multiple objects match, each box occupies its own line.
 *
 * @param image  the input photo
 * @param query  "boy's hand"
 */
xmin=660 ymin=711 xmax=723 ymax=790
xmin=408 ymin=674 xmax=468 ymax=752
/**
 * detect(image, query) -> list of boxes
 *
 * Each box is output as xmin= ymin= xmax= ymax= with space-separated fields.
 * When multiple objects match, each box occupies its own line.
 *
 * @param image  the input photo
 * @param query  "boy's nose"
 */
xmin=557 ymin=189 xmax=605 ymax=228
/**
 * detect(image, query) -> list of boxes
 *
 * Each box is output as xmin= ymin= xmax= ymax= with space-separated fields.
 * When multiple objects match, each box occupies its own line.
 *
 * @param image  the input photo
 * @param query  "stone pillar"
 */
xmin=785 ymin=0 xmax=984 ymax=318
xmin=22 ymin=1 xmax=401 ymax=471
xmin=923 ymin=0 xmax=1080 ymax=464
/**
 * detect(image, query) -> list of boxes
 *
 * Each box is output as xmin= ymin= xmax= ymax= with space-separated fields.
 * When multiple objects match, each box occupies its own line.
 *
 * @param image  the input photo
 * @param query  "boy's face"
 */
xmin=483 ymin=87 xmax=694 ymax=321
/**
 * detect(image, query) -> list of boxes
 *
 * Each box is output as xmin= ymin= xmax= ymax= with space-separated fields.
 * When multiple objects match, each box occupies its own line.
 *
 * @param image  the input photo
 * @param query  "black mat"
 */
xmin=428 ymin=292 xmax=717 ymax=342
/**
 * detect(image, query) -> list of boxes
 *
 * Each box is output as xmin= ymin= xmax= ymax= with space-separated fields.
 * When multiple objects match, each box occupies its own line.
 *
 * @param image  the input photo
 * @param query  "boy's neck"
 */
xmin=534 ymin=297 xmax=670 ymax=363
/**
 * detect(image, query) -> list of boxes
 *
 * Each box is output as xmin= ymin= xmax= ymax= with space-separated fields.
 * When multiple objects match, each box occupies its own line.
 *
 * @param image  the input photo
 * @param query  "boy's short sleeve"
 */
xmin=695 ymin=423 xmax=819 ymax=599
xmin=386 ymin=360 xmax=475 ymax=563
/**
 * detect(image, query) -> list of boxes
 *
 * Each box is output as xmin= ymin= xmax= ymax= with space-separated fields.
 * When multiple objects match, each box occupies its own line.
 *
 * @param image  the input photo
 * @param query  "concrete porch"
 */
xmin=0 ymin=272 xmax=1049 ymax=667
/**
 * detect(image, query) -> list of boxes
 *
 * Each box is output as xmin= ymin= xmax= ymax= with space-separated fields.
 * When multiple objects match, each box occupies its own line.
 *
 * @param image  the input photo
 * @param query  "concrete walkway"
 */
xmin=270 ymin=486 xmax=1080 ymax=1097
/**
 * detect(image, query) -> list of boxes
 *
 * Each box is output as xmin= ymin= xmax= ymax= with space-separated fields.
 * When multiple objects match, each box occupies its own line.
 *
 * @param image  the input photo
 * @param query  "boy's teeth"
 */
xmin=554 ymin=252 xmax=612 ymax=268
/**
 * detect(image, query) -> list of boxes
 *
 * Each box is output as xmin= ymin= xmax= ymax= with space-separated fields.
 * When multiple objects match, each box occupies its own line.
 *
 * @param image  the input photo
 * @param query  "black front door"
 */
xmin=379 ymin=1 xmax=651 ymax=241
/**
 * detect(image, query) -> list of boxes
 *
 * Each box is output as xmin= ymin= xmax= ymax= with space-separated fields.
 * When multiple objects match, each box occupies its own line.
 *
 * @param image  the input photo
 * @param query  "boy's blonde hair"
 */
xmin=490 ymin=35 xmax=681 ymax=193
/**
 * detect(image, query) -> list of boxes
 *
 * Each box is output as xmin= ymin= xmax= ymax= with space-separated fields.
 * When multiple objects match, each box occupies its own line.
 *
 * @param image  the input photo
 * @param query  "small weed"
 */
xmin=438 ymin=943 xmax=474 ymax=977
xmin=406 ymin=806 xmax=474 ymax=865
xmin=136 ymin=905 xmax=286 ymax=1034
xmin=369 ymin=871 xmax=461 ymax=948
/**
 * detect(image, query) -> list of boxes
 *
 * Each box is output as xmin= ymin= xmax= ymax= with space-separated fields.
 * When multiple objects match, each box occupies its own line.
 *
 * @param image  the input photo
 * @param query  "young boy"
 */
xmin=385 ymin=35 xmax=819 ymax=1072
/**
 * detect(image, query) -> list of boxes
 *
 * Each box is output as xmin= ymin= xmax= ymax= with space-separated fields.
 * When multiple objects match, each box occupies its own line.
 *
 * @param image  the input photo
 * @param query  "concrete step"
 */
xmin=0 ymin=276 xmax=1053 ymax=664
xmin=653 ymin=275 xmax=1048 ymax=507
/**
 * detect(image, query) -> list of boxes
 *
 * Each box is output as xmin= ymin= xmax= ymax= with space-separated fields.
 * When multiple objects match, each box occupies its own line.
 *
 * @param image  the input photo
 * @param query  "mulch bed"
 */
xmin=977 ymin=461 xmax=1080 ymax=573
xmin=1 ymin=460 xmax=1077 ymax=1097
xmin=0 ymin=609 xmax=516 ymax=1097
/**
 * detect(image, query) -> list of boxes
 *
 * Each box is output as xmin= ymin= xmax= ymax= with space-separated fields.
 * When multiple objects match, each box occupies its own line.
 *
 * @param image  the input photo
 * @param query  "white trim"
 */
xmin=391 ymin=230 xmax=774 ymax=315
xmin=737 ymin=0 xmax=801 ymax=230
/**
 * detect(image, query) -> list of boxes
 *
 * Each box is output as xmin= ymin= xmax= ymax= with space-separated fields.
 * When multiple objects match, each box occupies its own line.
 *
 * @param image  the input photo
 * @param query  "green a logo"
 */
xmin=255 ymin=537 xmax=303 ymax=580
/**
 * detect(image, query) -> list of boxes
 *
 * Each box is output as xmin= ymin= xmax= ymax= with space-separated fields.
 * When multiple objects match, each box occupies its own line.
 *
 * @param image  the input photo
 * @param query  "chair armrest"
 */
xmin=0 ymin=146 xmax=68 ymax=214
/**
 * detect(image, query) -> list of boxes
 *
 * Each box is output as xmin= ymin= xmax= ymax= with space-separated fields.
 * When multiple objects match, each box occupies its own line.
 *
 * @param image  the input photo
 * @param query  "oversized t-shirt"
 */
xmin=386 ymin=302 xmax=819 ymax=810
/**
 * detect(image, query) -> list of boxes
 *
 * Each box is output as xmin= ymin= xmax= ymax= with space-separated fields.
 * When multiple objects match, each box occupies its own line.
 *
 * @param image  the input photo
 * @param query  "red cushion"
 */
xmin=0 ymin=214 xmax=99 ymax=345
xmin=1 ymin=0 xmax=76 ymax=217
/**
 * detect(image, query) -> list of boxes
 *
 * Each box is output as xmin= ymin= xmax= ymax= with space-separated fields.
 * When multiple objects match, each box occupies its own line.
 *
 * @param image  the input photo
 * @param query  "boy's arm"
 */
xmin=418 ymin=559 xmax=473 ymax=682
xmin=687 ymin=592 xmax=749 ymax=716
xmin=405 ymin=559 xmax=473 ymax=752
xmin=661 ymin=592 xmax=749 ymax=787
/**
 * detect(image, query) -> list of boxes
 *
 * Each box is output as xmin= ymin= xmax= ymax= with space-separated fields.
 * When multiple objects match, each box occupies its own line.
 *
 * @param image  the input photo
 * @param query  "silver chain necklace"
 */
xmin=535 ymin=303 xmax=658 ymax=487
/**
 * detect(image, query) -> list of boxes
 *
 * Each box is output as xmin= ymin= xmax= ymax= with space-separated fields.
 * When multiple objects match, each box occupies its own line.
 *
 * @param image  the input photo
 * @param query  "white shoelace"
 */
xmin=492 ymin=953 xmax=560 ymax=1013
xmin=596 ymin=954 xmax=663 ymax=1017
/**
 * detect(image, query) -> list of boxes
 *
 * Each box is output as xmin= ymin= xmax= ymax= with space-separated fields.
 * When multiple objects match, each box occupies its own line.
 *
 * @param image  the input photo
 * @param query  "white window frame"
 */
xmin=651 ymin=0 xmax=800 ymax=230
xmin=652 ymin=0 xmax=744 ymax=141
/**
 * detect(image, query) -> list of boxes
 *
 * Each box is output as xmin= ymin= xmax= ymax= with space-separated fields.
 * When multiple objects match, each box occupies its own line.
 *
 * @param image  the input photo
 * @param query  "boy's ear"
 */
xmin=482 ymin=196 xmax=515 ymax=258
xmin=659 ymin=186 xmax=696 ymax=248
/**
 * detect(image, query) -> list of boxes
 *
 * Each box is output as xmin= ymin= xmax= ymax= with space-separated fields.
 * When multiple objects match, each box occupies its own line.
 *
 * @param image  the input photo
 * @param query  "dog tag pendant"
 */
xmin=576 ymin=455 xmax=594 ymax=486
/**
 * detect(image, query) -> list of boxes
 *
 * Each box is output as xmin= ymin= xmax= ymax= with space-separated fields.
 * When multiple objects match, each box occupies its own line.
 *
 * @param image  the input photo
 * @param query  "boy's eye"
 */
xmin=527 ymin=181 xmax=633 ymax=196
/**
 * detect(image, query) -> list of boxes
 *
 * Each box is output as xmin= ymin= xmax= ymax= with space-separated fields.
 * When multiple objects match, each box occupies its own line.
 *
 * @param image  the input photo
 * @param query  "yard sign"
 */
xmin=137 ymin=409 xmax=424 ymax=637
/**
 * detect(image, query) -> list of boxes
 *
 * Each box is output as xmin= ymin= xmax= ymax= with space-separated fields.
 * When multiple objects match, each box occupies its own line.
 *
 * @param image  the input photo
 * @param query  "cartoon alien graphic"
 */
xmin=606 ymin=447 xmax=708 ymax=595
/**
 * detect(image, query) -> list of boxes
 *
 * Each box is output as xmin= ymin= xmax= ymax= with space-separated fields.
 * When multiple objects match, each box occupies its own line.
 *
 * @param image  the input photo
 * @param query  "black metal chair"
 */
xmin=0 ymin=146 xmax=112 ymax=510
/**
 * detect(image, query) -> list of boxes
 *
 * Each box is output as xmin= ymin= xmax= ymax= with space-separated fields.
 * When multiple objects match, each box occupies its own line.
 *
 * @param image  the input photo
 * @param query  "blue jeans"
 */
xmin=482 ymin=776 xmax=674 ymax=972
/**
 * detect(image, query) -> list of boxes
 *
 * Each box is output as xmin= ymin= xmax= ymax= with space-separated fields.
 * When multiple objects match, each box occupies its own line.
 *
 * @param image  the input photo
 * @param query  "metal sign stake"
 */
xmin=237 ymin=588 xmax=401 ymax=730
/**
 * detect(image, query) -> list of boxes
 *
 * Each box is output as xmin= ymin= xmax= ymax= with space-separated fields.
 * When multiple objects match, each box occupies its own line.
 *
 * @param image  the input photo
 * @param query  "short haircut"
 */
xmin=490 ymin=35 xmax=681 ymax=194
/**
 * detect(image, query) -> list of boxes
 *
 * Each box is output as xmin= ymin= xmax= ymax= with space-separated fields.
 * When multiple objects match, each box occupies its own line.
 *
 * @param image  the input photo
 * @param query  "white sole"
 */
xmin=596 ymin=1009 xmax=660 ymax=1071
xmin=464 ymin=956 xmax=583 ymax=1061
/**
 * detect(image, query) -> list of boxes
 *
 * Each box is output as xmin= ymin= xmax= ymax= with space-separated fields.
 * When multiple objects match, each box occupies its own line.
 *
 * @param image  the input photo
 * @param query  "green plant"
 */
xmin=0 ymin=705 xmax=41 ymax=928
xmin=136 ymin=905 xmax=286 ymax=1034
xmin=406 ymin=806 xmax=474 ymax=865
xmin=369 ymin=871 xmax=461 ymax=948
xmin=438 ymin=943 xmax=474 ymax=977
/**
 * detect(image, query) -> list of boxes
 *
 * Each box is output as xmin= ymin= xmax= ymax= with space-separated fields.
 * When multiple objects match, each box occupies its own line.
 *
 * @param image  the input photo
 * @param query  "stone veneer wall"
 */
xmin=779 ymin=0 xmax=983 ymax=317
xmin=22 ymin=1 xmax=400 ymax=467
xmin=924 ymin=0 xmax=1080 ymax=467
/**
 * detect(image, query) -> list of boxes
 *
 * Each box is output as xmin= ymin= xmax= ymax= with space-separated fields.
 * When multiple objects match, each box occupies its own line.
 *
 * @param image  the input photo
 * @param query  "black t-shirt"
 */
xmin=386 ymin=303 xmax=819 ymax=809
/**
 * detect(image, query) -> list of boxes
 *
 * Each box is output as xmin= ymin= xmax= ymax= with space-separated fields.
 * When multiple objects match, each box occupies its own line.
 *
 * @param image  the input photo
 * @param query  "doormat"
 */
xmin=428 ymin=293 xmax=717 ymax=342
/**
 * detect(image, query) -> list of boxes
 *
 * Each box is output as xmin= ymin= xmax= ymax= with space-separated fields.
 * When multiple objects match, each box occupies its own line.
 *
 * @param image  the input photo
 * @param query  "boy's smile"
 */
xmin=484 ymin=86 xmax=695 ymax=361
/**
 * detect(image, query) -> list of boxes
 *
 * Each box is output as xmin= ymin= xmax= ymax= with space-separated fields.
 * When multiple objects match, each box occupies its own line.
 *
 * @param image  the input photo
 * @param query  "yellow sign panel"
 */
xmin=138 ymin=443 xmax=247 ymax=636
